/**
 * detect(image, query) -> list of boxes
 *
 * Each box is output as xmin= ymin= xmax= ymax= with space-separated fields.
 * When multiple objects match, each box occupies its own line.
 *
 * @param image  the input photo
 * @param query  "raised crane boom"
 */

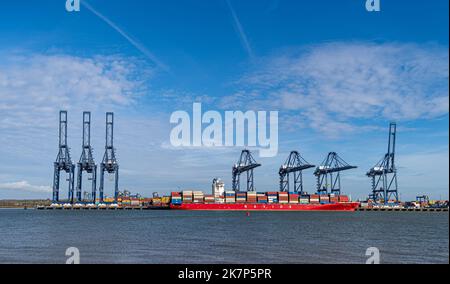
xmin=367 ymin=122 xmax=398 ymax=204
xmin=314 ymin=152 xmax=357 ymax=195
xmin=232 ymin=150 xmax=261 ymax=192
xmin=76 ymin=112 xmax=97 ymax=204
xmin=279 ymin=151 xmax=315 ymax=193
xmin=99 ymin=112 xmax=119 ymax=203
xmin=52 ymin=111 xmax=75 ymax=204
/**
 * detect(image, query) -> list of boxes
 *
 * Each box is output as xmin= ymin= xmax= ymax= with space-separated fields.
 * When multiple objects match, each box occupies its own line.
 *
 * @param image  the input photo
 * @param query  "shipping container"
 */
xmin=339 ymin=195 xmax=350 ymax=202
xmin=257 ymin=196 xmax=268 ymax=202
xmin=172 ymin=198 xmax=182 ymax=205
xmin=319 ymin=195 xmax=330 ymax=202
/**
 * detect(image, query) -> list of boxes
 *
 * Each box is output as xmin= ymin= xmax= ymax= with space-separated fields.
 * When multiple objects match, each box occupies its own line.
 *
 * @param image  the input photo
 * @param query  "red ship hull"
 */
xmin=170 ymin=202 xmax=359 ymax=211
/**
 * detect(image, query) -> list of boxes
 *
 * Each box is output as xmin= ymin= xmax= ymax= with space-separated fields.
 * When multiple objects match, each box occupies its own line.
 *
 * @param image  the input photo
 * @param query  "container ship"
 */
xmin=169 ymin=187 xmax=359 ymax=212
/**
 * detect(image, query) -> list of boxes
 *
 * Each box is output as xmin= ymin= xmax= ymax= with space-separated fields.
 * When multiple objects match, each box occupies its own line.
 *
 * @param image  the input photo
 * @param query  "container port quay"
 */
xmin=24 ymin=111 xmax=447 ymax=212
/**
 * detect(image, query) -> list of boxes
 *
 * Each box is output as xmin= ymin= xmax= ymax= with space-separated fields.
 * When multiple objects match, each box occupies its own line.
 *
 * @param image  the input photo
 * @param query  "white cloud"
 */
xmin=224 ymin=42 xmax=449 ymax=136
xmin=0 ymin=51 xmax=152 ymax=135
xmin=0 ymin=181 xmax=51 ymax=193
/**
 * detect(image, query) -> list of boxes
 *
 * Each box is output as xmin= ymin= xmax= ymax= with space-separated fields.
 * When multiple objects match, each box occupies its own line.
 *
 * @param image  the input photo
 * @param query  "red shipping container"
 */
xmin=339 ymin=195 xmax=349 ymax=202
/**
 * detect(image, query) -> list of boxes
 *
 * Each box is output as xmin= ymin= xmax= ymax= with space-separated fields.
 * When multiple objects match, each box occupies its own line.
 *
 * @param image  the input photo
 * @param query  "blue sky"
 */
xmin=0 ymin=0 xmax=448 ymax=200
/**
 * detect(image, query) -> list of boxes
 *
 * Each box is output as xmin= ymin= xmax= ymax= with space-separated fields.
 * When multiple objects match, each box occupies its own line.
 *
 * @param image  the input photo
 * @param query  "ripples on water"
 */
xmin=0 ymin=209 xmax=448 ymax=264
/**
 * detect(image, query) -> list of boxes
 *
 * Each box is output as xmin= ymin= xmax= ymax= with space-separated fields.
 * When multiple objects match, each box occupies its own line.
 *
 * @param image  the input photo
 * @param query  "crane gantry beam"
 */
xmin=314 ymin=152 xmax=357 ymax=195
xmin=279 ymin=151 xmax=315 ymax=193
xmin=52 ymin=111 xmax=75 ymax=204
xmin=367 ymin=122 xmax=398 ymax=204
xmin=99 ymin=112 xmax=119 ymax=203
xmin=232 ymin=150 xmax=261 ymax=192
xmin=76 ymin=111 xmax=97 ymax=204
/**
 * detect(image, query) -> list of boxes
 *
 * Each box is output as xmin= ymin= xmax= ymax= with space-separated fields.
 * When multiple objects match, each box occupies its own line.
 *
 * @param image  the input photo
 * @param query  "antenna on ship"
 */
xmin=232 ymin=150 xmax=261 ymax=192
xmin=99 ymin=112 xmax=119 ymax=204
xmin=279 ymin=151 xmax=315 ymax=193
xmin=52 ymin=111 xmax=75 ymax=204
xmin=75 ymin=112 xmax=97 ymax=204
xmin=314 ymin=152 xmax=357 ymax=195
xmin=367 ymin=122 xmax=399 ymax=205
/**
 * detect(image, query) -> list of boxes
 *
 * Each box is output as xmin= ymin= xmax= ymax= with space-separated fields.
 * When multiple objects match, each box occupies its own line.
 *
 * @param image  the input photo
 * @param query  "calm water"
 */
xmin=0 ymin=209 xmax=448 ymax=264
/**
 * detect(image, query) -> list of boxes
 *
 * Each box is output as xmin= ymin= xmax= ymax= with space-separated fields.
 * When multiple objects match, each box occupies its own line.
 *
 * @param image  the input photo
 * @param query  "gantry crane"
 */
xmin=76 ymin=112 xmax=97 ymax=204
xmin=416 ymin=195 xmax=429 ymax=204
xmin=314 ymin=152 xmax=357 ymax=195
xmin=52 ymin=111 xmax=75 ymax=204
xmin=367 ymin=122 xmax=399 ymax=204
xmin=279 ymin=151 xmax=315 ymax=193
xmin=99 ymin=112 xmax=119 ymax=203
xmin=232 ymin=150 xmax=261 ymax=192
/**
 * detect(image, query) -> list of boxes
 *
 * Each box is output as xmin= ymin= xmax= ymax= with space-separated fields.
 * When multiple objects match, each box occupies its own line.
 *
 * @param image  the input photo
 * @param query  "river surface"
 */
xmin=0 ymin=209 xmax=448 ymax=264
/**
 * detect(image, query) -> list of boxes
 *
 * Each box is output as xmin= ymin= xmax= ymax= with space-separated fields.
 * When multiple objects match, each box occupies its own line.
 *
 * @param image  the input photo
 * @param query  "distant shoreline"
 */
xmin=0 ymin=200 xmax=51 ymax=209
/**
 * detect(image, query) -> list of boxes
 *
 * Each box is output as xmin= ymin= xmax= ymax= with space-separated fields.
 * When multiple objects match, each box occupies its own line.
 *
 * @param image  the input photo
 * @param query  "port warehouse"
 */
xmin=47 ymin=111 xmax=448 ymax=210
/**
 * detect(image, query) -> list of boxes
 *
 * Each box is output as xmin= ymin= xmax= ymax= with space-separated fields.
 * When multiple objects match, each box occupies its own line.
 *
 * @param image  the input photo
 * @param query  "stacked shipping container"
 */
xmin=246 ymin=192 xmax=257 ymax=203
xmin=236 ymin=192 xmax=247 ymax=203
xmin=257 ymin=193 xmax=267 ymax=203
xmin=267 ymin=192 xmax=278 ymax=203
xmin=339 ymin=195 xmax=349 ymax=202
xmin=278 ymin=192 xmax=289 ymax=204
xmin=319 ymin=195 xmax=330 ymax=204
xmin=182 ymin=191 xmax=193 ymax=203
xmin=289 ymin=193 xmax=299 ymax=204
xmin=299 ymin=195 xmax=310 ymax=204
xmin=193 ymin=191 xmax=204 ymax=203
xmin=204 ymin=194 xmax=215 ymax=204
xmin=171 ymin=192 xmax=182 ymax=205
xmin=310 ymin=194 xmax=320 ymax=204
xmin=225 ymin=191 xmax=236 ymax=203
xmin=172 ymin=191 xmax=351 ymax=205
xmin=329 ymin=194 xmax=339 ymax=203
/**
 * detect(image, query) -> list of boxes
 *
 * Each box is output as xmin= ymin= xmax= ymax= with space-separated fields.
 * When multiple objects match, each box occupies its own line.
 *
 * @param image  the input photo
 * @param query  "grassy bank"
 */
xmin=0 ymin=200 xmax=52 ymax=209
